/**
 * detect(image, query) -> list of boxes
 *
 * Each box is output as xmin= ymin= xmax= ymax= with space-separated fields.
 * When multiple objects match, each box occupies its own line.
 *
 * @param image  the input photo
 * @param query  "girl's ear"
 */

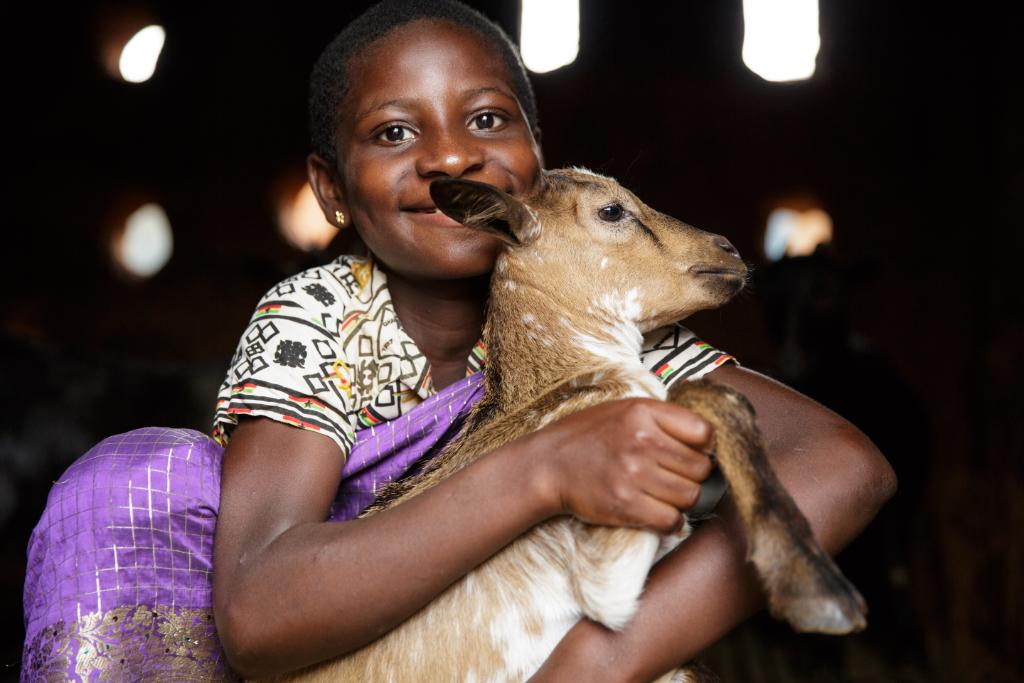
xmin=307 ymin=153 xmax=350 ymax=228
xmin=430 ymin=179 xmax=540 ymax=247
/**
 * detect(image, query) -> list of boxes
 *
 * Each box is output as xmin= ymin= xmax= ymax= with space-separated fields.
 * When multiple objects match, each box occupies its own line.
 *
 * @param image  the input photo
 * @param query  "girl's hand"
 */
xmin=526 ymin=398 xmax=714 ymax=532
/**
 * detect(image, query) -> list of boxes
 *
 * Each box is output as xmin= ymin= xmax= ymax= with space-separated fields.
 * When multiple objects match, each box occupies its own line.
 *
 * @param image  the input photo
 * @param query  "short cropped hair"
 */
xmin=309 ymin=0 xmax=539 ymax=165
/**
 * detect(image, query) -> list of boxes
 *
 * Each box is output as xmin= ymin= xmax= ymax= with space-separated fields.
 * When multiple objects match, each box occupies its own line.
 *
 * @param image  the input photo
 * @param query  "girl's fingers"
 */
xmin=655 ymin=444 xmax=714 ymax=483
xmin=631 ymin=424 xmax=712 ymax=482
xmin=650 ymin=402 xmax=713 ymax=449
xmin=632 ymin=494 xmax=684 ymax=533
xmin=640 ymin=465 xmax=704 ymax=511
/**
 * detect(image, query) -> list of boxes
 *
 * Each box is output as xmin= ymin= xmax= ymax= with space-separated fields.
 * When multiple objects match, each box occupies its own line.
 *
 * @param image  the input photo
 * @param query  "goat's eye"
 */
xmin=598 ymin=204 xmax=625 ymax=222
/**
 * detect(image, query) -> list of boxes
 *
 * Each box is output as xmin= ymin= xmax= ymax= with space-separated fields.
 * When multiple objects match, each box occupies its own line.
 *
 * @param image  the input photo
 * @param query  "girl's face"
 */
xmin=313 ymin=20 xmax=543 ymax=283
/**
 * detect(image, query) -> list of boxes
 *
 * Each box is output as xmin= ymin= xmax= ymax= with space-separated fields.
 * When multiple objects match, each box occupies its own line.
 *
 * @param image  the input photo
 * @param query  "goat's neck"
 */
xmin=483 ymin=268 xmax=658 ymax=412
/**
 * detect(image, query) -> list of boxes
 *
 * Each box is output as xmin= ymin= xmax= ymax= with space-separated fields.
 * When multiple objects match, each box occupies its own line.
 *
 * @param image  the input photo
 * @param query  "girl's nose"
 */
xmin=415 ymin=132 xmax=485 ymax=178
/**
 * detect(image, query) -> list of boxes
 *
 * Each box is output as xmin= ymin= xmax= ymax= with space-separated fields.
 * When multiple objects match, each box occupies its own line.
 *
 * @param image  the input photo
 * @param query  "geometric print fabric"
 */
xmin=213 ymin=254 xmax=735 ymax=465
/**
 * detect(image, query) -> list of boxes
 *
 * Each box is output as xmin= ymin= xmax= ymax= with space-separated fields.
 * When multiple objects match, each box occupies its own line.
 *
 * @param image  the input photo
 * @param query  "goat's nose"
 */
xmin=714 ymin=236 xmax=740 ymax=257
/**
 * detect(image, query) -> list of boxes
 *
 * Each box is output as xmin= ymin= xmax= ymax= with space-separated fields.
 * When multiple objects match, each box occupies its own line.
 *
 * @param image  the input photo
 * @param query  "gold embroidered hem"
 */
xmin=22 ymin=605 xmax=239 ymax=682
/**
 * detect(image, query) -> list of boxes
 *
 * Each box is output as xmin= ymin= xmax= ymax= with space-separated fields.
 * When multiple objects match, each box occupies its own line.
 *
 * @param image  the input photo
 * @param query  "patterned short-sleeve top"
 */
xmin=213 ymin=255 xmax=736 ymax=462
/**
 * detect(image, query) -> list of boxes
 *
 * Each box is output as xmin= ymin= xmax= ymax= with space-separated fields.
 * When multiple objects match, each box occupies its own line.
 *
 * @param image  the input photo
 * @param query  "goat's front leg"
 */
xmin=668 ymin=379 xmax=867 ymax=634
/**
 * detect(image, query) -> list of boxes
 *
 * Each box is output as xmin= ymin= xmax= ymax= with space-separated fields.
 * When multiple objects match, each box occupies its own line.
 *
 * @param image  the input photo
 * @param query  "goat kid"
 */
xmin=264 ymin=168 xmax=866 ymax=683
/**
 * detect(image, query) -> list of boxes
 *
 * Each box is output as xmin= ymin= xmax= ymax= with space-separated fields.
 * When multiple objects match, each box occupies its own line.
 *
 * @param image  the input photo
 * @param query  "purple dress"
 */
xmin=21 ymin=373 xmax=485 ymax=682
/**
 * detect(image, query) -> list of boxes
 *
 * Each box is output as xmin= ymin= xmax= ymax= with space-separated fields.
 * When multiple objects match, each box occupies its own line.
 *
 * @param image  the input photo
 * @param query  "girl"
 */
xmin=22 ymin=1 xmax=895 ymax=681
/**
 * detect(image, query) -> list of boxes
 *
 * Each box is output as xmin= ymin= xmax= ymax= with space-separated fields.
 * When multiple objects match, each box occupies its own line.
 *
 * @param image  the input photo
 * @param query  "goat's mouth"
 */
xmin=692 ymin=267 xmax=747 ymax=280
xmin=691 ymin=266 xmax=748 ymax=297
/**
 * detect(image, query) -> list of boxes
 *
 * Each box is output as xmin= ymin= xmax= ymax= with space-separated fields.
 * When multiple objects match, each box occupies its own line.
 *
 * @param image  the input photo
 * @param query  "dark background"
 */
xmin=4 ymin=1 xmax=1022 ymax=680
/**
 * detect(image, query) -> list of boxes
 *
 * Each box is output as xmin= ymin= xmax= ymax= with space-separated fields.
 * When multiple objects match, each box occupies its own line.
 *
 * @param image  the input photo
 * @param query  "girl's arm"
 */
xmin=529 ymin=365 xmax=898 ymax=682
xmin=214 ymin=395 xmax=715 ymax=678
xmin=214 ymin=417 xmax=547 ymax=677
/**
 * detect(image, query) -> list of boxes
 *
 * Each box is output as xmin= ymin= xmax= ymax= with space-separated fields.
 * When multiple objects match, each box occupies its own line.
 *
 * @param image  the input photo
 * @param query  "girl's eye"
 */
xmin=598 ymin=204 xmax=625 ymax=222
xmin=469 ymin=112 xmax=507 ymax=131
xmin=379 ymin=125 xmax=415 ymax=143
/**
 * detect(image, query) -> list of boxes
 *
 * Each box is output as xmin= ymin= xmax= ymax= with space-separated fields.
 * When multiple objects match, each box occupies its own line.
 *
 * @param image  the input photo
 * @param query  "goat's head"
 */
xmin=431 ymin=167 xmax=747 ymax=332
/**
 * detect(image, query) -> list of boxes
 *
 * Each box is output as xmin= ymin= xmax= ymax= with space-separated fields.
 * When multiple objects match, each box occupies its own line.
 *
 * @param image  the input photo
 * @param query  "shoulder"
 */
xmin=212 ymin=255 xmax=379 ymax=453
xmin=253 ymin=255 xmax=376 ymax=320
xmin=641 ymin=322 xmax=737 ymax=385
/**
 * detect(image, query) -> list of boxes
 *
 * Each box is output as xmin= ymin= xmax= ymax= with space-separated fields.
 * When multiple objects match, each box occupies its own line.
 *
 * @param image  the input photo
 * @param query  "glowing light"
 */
xmin=764 ymin=207 xmax=832 ymax=261
xmin=278 ymin=183 xmax=338 ymax=252
xmin=520 ymin=0 xmax=579 ymax=74
xmin=742 ymin=0 xmax=819 ymax=82
xmin=116 ymin=203 xmax=173 ymax=277
xmin=119 ymin=25 xmax=165 ymax=83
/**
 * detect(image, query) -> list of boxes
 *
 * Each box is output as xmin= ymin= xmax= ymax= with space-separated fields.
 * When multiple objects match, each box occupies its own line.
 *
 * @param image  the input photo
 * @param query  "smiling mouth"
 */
xmin=404 ymin=204 xmax=453 ymax=217
xmin=403 ymin=188 xmax=515 ymax=216
xmin=403 ymin=205 xmax=466 ymax=227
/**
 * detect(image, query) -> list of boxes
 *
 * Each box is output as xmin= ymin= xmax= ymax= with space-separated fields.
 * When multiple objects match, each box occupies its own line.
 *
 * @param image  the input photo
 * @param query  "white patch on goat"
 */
xmin=537 ymin=411 xmax=561 ymax=428
xmin=574 ymin=291 xmax=645 ymax=369
xmin=655 ymin=522 xmax=692 ymax=563
xmin=598 ymin=288 xmax=644 ymax=322
xmin=600 ymin=257 xmax=609 ymax=270
xmin=576 ymin=530 xmax=661 ymax=630
xmin=569 ymin=166 xmax=614 ymax=182
xmin=624 ymin=372 xmax=669 ymax=400
xmin=504 ymin=280 xmax=517 ymax=290
xmin=521 ymin=206 xmax=542 ymax=243
xmin=522 ymin=313 xmax=535 ymax=324
xmin=569 ymin=370 xmax=606 ymax=387
xmin=496 ymin=255 xmax=508 ymax=273
xmin=572 ymin=289 xmax=669 ymax=399
xmin=487 ymin=554 xmax=579 ymax=679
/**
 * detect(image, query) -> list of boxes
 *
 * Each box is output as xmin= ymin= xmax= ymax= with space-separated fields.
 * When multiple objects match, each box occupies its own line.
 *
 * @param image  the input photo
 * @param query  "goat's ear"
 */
xmin=430 ymin=179 xmax=539 ymax=247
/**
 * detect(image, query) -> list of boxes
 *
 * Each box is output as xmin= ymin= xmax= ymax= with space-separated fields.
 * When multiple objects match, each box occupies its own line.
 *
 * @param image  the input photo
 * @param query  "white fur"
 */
xmin=487 ymin=565 xmax=578 ymax=680
xmin=655 ymin=523 xmax=692 ymax=563
xmin=569 ymin=166 xmax=614 ymax=182
xmin=598 ymin=288 xmax=643 ymax=322
xmin=571 ymin=288 xmax=667 ymax=397
xmin=624 ymin=372 xmax=669 ymax=400
xmin=575 ymin=530 xmax=661 ymax=630
xmin=521 ymin=206 xmax=542 ymax=243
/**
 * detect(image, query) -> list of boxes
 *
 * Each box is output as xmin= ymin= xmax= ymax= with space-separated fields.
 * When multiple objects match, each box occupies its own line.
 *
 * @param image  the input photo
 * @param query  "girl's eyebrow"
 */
xmin=354 ymin=86 xmax=518 ymax=124
xmin=355 ymin=98 xmax=417 ymax=124
xmin=463 ymin=85 xmax=517 ymax=102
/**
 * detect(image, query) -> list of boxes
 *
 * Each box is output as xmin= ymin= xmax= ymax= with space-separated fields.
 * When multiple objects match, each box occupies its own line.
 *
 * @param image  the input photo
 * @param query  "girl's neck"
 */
xmin=384 ymin=267 xmax=490 ymax=390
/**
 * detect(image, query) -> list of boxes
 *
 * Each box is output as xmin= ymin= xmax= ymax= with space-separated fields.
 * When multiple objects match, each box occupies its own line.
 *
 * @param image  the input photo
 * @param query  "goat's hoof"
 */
xmin=772 ymin=576 xmax=867 ymax=635
xmin=667 ymin=662 xmax=720 ymax=683
xmin=753 ymin=528 xmax=868 ymax=634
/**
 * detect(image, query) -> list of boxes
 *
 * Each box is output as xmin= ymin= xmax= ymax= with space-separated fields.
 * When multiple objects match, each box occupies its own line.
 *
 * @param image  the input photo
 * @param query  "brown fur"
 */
xmin=259 ymin=169 xmax=865 ymax=683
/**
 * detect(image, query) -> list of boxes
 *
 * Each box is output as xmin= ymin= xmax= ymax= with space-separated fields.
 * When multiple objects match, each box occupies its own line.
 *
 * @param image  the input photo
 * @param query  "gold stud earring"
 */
xmin=335 ymin=210 xmax=346 ymax=227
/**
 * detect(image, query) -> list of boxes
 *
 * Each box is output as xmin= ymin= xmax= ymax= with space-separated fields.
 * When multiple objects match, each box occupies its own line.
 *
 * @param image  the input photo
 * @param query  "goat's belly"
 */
xmin=275 ymin=521 xmax=666 ymax=683
xmin=477 ymin=549 xmax=584 ymax=681
xmin=278 ymin=542 xmax=578 ymax=682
